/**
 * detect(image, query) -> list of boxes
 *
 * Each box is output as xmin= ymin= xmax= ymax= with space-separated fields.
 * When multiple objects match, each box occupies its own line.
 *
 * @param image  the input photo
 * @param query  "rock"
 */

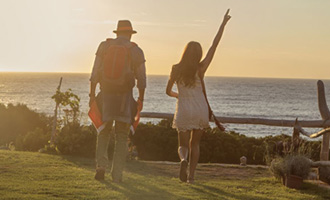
xmin=240 ymin=156 xmax=247 ymax=166
xmin=318 ymin=166 xmax=330 ymax=185
xmin=307 ymin=171 xmax=318 ymax=180
xmin=38 ymin=148 xmax=46 ymax=153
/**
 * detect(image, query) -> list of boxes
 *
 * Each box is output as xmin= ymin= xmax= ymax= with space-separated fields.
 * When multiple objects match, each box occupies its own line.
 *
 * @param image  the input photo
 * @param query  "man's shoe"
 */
xmin=94 ymin=168 xmax=105 ymax=181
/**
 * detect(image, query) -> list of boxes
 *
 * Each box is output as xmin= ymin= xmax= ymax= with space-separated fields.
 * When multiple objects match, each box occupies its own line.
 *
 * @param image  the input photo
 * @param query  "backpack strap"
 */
xmin=123 ymin=42 xmax=137 ymax=71
xmin=98 ymin=39 xmax=114 ymax=58
xmin=198 ymin=70 xmax=225 ymax=131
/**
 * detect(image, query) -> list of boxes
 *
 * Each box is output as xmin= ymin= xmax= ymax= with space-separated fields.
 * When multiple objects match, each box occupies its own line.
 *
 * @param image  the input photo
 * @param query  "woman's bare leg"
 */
xmin=188 ymin=129 xmax=204 ymax=182
xmin=178 ymin=130 xmax=190 ymax=182
xmin=178 ymin=131 xmax=190 ymax=161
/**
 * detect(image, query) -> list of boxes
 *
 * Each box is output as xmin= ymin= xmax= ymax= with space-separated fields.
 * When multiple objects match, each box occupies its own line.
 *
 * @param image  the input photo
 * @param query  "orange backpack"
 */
xmin=101 ymin=39 xmax=137 ymax=93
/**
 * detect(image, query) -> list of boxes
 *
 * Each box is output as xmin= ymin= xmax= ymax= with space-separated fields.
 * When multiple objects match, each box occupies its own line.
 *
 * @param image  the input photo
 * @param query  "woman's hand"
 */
xmin=222 ymin=9 xmax=231 ymax=25
xmin=170 ymin=91 xmax=179 ymax=98
xmin=166 ymin=77 xmax=179 ymax=98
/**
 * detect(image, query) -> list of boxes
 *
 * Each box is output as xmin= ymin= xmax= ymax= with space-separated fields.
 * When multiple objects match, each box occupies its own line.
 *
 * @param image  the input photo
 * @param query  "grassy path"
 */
xmin=0 ymin=150 xmax=329 ymax=200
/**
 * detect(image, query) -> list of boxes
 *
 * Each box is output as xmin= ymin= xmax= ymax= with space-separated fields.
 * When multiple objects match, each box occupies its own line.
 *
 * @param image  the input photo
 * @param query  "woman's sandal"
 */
xmin=179 ymin=160 xmax=188 ymax=182
xmin=187 ymin=177 xmax=194 ymax=184
xmin=187 ymin=174 xmax=194 ymax=184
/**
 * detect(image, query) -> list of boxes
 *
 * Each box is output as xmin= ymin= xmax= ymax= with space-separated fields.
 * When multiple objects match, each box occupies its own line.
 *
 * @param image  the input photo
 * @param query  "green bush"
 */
xmin=132 ymin=119 xmax=322 ymax=165
xmin=132 ymin=120 xmax=270 ymax=164
xmin=55 ymin=123 xmax=97 ymax=157
xmin=270 ymin=155 xmax=311 ymax=180
xmin=132 ymin=120 xmax=178 ymax=161
xmin=0 ymin=103 xmax=50 ymax=146
xmin=15 ymin=128 xmax=50 ymax=151
xmin=199 ymin=129 xmax=266 ymax=164
xmin=270 ymin=156 xmax=286 ymax=179
xmin=54 ymin=122 xmax=116 ymax=159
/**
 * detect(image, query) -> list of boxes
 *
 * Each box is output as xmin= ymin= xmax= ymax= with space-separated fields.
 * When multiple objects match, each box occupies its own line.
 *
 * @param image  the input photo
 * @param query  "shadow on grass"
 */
xmin=60 ymin=154 xmax=177 ymax=177
xmin=192 ymin=183 xmax=271 ymax=200
xmin=125 ymin=160 xmax=179 ymax=177
xmin=298 ymin=182 xmax=330 ymax=199
xmin=59 ymin=155 xmax=178 ymax=199
xmin=96 ymin=176 xmax=177 ymax=199
xmin=59 ymin=154 xmax=330 ymax=200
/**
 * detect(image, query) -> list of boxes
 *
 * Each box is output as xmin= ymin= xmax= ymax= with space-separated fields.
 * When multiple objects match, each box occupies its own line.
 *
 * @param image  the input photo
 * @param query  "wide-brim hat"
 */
xmin=113 ymin=20 xmax=137 ymax=34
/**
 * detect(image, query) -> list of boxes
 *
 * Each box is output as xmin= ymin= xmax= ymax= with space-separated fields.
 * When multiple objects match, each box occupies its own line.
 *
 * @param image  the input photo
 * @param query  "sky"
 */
xmin=0 ymin=0 xmax=329 ymax=79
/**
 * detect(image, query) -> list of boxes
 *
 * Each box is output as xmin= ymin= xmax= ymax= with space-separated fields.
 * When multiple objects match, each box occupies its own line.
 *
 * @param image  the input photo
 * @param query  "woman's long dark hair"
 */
xmin=174 ymin=41 xmax=203 ymax=87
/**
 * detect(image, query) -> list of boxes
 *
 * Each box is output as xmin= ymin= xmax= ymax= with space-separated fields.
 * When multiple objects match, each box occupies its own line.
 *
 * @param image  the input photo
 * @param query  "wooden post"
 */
xmin=292 ymin=118 xmax=301 ymax=152
xmin=317 ymin=80 xmax=330 ymax=161
xmin=50 ymin=77 xmax=62 ymax=146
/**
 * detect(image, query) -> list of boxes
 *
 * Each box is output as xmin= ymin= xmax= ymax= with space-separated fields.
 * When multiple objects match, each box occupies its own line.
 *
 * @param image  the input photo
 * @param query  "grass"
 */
xmin=0 ymin=150 xmax=329 ymax=200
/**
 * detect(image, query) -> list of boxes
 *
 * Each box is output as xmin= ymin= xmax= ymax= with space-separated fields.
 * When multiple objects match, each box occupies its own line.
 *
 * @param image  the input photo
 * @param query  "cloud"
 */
xmin=133 ymin=20 xmax=206 ymax=27
xmin=72 ymin=8 xmax=85 ymax=12
xmin=70 ymin=19 xmax=206 ymax=27
xmin=194 ymin=19 xmax=207 ymax=23
xmin=132 ymin=11 xmax=149 ymax=16
xmin=70 ymin=19 xmax=116 ymax=25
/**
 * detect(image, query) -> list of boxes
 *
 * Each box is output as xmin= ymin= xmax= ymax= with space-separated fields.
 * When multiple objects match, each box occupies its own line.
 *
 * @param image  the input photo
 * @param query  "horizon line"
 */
xmin=0 ymin=70 xmax=328 ymax=81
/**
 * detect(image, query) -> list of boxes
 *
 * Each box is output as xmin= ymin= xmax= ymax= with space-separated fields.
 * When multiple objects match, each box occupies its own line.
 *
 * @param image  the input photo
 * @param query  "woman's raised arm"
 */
xmin=200 ymin=9 xmax=231 ymax=74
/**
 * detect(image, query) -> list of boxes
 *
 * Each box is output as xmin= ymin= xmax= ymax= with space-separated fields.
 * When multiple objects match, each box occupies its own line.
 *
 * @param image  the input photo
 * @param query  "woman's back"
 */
xmin=177 ymin=75 xmax=203 ymax=98
xmin=173 ymin=74 xmax=209 ymax=131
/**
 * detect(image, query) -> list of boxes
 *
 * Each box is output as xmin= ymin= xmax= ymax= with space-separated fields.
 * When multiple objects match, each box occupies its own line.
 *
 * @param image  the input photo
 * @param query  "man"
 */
xmin=89 ymin=20 xmax=146 ymax=182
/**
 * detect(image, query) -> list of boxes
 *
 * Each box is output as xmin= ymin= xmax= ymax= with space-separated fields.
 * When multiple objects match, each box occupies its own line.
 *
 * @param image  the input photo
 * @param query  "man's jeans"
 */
xmin=96 ymin=120 xmax=130 ymax=181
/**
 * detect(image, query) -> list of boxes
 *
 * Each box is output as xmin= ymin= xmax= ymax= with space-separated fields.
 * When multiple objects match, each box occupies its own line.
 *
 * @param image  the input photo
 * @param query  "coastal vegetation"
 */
xmin=0 ymin=103 xmax=325 ymax=165
xmin=0 ymin=103 xmax=50 ymax=151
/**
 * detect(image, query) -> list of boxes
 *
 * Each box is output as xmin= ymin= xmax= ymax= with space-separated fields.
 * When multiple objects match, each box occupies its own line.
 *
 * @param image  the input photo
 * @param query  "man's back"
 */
xmin=90 ymin=36 xmax=146 ymax=124
xmin=89 ymin=20 xmax=146 ymax=182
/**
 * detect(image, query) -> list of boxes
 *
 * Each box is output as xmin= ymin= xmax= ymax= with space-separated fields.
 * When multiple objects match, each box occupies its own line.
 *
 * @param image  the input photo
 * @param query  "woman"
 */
xmin=166 ymin=9 xmax=231 ymax=183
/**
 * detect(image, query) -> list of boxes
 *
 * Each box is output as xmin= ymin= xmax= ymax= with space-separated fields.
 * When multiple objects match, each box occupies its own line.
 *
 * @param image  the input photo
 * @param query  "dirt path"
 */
xmin=135 ymin=161 xmax=271 ymax=180
xmin=135 ymin=161 xmax=330 ymax=190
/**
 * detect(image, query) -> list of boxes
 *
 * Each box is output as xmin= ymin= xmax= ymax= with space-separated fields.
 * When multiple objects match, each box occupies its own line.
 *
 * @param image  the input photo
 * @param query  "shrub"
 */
xmin=0 ymin=103 xmax=50 ymax=146
xmin=54 ymin=122 xmax=116 ymax=159
xmin=132 ymin=120 xmax=267 ymax=163
xmin=55 ymin=123 xmax=97 ymax=157
xmin=270 ymin=155 xmax=311 ymax=179
xmin=15 ymin=128 xmax=50 ymax=151
xmin=132 ymin=119 xmax=322 ymax=165
xmin=132 ymin=120 xmax=178 ymax=161
xmin=199 ymin=130 xmax=266 ymax=164
xmin=270 ymin=156 xmax=286 ymax=179
xmin=285 ymin=155 xmax=311 ymax=179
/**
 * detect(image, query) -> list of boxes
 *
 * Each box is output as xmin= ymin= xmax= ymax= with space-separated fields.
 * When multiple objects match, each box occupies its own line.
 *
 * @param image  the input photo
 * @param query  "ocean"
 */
xmin=1 ymin=72 xmax=329 ymax=139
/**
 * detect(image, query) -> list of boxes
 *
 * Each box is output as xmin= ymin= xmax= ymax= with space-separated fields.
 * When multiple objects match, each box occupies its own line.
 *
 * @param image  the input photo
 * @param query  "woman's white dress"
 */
xmin=172 ymin=76 xmax=209 ymax=132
